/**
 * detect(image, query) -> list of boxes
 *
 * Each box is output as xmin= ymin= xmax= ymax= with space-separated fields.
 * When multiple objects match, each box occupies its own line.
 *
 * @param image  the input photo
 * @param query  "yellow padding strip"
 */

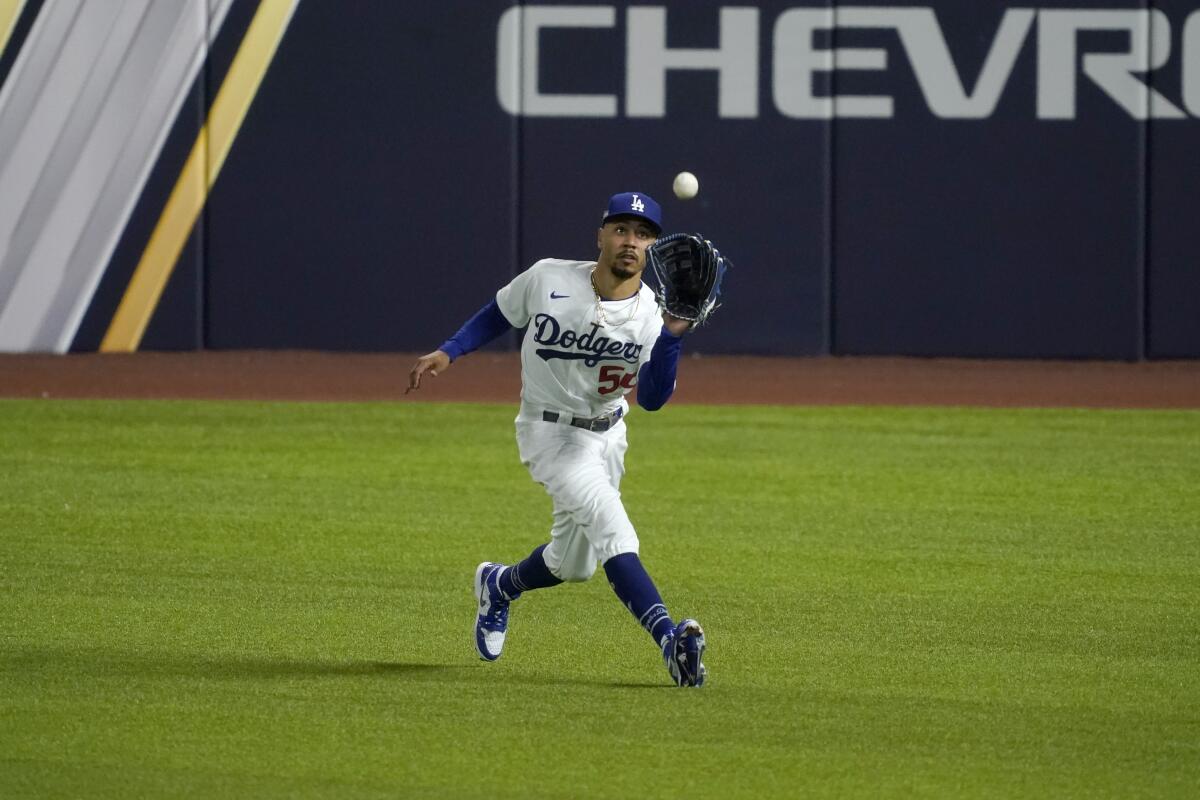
xmin=0 ymin=0 xmax=27 ymax=59
xmin=101 ymin=0 xmax=298 ymax=352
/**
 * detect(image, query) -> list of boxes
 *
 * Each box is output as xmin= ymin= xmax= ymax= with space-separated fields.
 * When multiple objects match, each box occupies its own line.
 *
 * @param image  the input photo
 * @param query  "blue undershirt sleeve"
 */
xmin=438 ymin=299 xmax=513 ymax=362
xmin=636 ymin=326 xmax=684 ymax=411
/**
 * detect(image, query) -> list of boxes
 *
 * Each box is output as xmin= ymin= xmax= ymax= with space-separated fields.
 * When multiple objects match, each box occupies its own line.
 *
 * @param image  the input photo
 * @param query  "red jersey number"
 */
xmin=598 ymin=365 xmax=637 ymax=395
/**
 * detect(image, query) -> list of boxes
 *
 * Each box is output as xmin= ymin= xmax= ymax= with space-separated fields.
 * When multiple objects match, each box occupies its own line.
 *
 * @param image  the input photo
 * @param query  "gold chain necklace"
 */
xmin=590 ymin=267 xmax=641 ymax=327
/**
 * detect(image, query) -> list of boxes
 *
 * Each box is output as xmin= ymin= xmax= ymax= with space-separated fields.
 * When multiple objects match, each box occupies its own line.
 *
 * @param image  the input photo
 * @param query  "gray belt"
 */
xmin=542 ymin=407 xmax=624 ymax=432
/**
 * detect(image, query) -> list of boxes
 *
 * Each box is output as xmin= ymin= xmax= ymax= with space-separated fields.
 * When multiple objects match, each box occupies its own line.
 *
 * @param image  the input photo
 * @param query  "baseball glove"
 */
xmin=647 ymin=233 xmax=730 ymax=327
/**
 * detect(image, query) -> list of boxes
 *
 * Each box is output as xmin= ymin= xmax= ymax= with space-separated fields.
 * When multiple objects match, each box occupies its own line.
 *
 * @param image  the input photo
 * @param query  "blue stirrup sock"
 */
xmin=603 ymin=552 xmax=676 ymax=646
xmin=497 ymin=543 xmax=563 ymax=599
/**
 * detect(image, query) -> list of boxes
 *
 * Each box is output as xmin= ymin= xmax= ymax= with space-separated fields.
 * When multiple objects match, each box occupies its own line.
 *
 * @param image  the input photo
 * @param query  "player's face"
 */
xmin=596 ymin=218 xmax=658 ymax=279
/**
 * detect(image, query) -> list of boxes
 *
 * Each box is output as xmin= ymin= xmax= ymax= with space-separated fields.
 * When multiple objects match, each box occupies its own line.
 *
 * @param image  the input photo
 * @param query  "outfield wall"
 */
xmin=0 ymin=0 xmax=1197 ymax=359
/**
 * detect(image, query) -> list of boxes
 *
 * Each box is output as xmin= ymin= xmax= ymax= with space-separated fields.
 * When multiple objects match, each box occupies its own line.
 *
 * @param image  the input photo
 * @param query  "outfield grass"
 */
xmin=1 ymin=399 xmax=1197 ymax=798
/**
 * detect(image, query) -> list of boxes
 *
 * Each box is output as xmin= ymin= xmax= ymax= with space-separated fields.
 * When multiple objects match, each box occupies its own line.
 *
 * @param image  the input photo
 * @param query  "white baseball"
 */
xmin=672 ymin=171 xmax=699 ymax=200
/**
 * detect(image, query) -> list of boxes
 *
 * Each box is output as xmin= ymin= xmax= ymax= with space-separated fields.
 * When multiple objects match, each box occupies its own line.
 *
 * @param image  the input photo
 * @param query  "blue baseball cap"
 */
xmin=602 ymin=191 xmax=662 ymax=233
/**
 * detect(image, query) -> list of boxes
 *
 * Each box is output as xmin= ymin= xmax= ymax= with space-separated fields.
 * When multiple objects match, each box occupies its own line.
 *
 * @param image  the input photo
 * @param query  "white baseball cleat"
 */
xmin=474 ymin=562 xmax=512 ymax=661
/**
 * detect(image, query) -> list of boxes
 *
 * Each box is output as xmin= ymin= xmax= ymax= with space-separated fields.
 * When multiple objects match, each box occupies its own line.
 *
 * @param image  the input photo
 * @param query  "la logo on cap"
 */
xmin=602 ymin=190 xmax=661 ymax=231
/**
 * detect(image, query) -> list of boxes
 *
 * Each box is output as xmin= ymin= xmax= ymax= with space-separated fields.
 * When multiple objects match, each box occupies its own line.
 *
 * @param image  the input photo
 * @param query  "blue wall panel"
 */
xmin=188 ymin=1 xmax=1200 ymax=359
xmin=831 ymin=1 xmax=1148 ymax=359
xmin=1147 ymin=0 xmax=1200 ymax=358
xmin=204 ymin=1 xmax=517 ymax=351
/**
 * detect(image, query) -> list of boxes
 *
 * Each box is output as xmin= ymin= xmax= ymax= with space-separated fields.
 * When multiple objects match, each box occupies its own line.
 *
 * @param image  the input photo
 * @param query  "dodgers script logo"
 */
xmin=532 ymin=314 xmax=643 ymax=367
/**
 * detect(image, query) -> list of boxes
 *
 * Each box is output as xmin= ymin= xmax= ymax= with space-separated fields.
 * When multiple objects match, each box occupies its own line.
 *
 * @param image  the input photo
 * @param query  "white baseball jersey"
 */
xmin=495 ymin=259 xmax=663 ymax=421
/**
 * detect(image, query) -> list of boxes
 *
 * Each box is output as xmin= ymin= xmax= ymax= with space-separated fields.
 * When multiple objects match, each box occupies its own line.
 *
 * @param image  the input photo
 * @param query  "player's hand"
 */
xmin=663 ymin=313 xmax=692 ymax=336
xmin=407 ymin=350 xmax=452 ymax=394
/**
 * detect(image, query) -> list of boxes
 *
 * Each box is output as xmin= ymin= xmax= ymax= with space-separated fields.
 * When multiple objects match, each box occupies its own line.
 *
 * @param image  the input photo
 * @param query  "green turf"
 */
xmin=1 ymin=399 xmax=1197 ymax=798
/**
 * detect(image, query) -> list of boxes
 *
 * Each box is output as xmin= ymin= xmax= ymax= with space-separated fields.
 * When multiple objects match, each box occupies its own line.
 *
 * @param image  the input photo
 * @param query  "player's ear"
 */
xmin=596 ymin=227 xmax=603 ymax=250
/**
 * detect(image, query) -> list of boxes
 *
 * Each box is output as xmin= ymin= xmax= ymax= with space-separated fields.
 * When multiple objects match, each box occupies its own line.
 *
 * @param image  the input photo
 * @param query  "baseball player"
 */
xmin=407 ymin=191 xmax=707 ymax=687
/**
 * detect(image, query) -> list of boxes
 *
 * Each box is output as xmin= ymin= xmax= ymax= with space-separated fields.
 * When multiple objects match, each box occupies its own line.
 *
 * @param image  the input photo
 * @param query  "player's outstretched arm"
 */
xmin=405 ymin=299 xmax=515 ymax=395
xmin=407 ymin=350 xmax=452 ymax=393
xmin=637 ymin=322 xmax=686 ymax=411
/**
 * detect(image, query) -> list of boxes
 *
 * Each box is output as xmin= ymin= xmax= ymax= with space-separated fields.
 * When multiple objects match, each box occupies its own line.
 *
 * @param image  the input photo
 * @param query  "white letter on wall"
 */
xmin=1183 ymin=10 xmax=1200 ymax=116
xmin=627 ymin=7 xmax=759 ymax=118
xmin=773 ymin=8 xmax=891 ymax=119
xmin=1038 ymin=10 xmax=1184 ymax=119
xmin=887 ymin=7 xmax=1034 ymax=118
xmin=497 ymin=5 xmax=617 ymax=117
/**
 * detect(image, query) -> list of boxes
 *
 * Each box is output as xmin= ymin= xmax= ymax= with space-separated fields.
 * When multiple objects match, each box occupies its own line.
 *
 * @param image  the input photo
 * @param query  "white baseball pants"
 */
xmin=514 ymin=418 xmax=640 ymax=582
